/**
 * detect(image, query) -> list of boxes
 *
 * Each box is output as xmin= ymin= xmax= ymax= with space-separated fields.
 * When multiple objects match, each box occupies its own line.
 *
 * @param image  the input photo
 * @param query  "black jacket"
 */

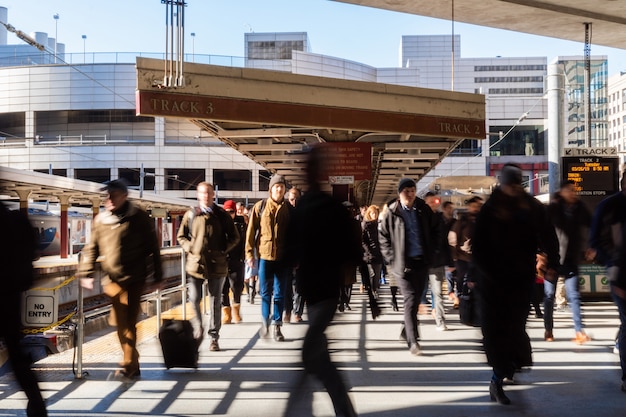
xmin=379 ymin=197 xmax=438 ymax=281
xmin=547 ymin=194 xmax=591 ymax=274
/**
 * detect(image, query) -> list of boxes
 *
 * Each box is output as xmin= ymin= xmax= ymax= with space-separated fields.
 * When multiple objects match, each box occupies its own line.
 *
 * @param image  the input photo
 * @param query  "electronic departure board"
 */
xmin=562 ymin=148 xmax=619 ymax=210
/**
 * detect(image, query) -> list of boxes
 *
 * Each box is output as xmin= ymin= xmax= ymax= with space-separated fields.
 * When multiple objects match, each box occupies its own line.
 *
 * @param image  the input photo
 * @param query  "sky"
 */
xmin=2 ymin=0 xmax=626 ymax=75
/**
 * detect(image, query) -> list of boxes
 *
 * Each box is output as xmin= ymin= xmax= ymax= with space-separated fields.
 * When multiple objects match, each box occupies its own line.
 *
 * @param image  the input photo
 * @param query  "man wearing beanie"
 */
xmin=379 ymin=177 xmax=439 ymax=356
xmin=245 ymin=174 xmax=294 ymax=341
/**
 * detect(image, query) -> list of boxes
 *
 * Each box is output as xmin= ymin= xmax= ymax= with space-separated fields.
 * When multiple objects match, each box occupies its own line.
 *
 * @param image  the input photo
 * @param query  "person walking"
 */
xmin=544 ymin=180 xmax=593 ymax=343
xmin=221 ymin=199 xmax=247 ymax=324
xmin=379 ymin=177 xmax=439 ymax=356
xmin=441 ymin=201 xmax=458 ymax=308
xmin=284 ymin=187 xmax=304 ymax=323
xmin=424 ymin=192 xmax=449 ymax=331
xmin=472 ymin=164 xmax=559 ymax=405
xmin=286 ymin=144 xmax=360 ymax=417
xmin=245 ymin=174 xmax=293 ymax=341
xmin=361 ymin=205 xmax=383 ymax=298
xmin=177 ymin=182 xmax=240 ymax=351
xmin=79 ymin=179 xmax=163 ymax=380
xmin=590 ymin=171 xmax=626 ymax=392
xmin=0 ymin=202 xmax=48 ymax=416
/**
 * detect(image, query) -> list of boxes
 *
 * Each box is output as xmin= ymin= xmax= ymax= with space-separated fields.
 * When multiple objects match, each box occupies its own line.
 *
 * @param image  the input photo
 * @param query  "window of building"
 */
xmin=34 ymin=168 xmax=67 ymax=177
xmin=474 ymin=76 xmax=543 ymax=83
xmin=74 ymin=168 xmax=110 ymax=184
xmin=474 ymin=65 xmax=547 ymax=71
xmin=119 ymin=168 xmax=155 ymax=191
xmin=450 ymin=139 xmax=481 ymax=156
xmin=259 ymin=170 xmax=271 ymax=192
xmin=0 ymin=112 xmax=26 ymax=138
xmin=213 ymin=169 xmax=252 ymax=191
xmin=622 ymin=89 xmax=626 ymax=105
xmin=488 ymin=88 xmax=544 ymax=95
xmin=489 ymin=126 xmax=544 ymax=156
xmin=247 ymin=40 xmax=305 ymax=60
xmin=165 ymin=168 xmax=205 ymax=191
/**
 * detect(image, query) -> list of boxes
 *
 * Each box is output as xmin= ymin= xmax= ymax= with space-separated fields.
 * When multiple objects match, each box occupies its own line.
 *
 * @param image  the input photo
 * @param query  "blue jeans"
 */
xmin=258 ymin=259 xmax=289 ymax=326
xmin=188 ymin=276 xmax=226 ymax=341
xmin=612 ymin=288 xmax=626 ymax=383
xmin=544 ymin=274 xmax=583 ymax=332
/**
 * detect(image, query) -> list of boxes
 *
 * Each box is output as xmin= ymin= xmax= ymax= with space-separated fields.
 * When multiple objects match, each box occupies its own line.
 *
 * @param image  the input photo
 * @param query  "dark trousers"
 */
xmin=303 ymin=298 xmax=357 ymax=417
xmin=0 ymin=295 xmax=47 ymax=417
xmin=103 ymin=280 xmax=143 ymax=375
xmin=397 ymin=258 xmax=429 ymax=345
xmin=222 ymin=264 xmax=245 ymax=306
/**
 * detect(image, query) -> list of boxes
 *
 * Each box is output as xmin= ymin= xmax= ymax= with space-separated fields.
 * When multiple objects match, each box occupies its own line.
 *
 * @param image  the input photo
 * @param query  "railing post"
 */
xmin=181 ymin=247 xmax=187 ymax=321
xmin=156 ymin=287 xmax=162 ymax=337
xmin=75 ymin=255 xmax=85 ymax=379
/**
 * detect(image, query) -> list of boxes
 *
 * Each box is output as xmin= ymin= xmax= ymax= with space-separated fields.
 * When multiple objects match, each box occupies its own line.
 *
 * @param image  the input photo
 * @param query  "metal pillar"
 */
xmin=547 ymin=63 xmax=565 ymax=198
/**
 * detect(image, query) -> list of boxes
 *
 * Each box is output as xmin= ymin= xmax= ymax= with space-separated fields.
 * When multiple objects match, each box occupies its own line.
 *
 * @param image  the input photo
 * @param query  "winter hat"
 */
xmin=397 ymin=177 xmax=416 ymax=193
xmin=269 ymin=174 xmax=286 ymax=190
xmin=500 ymin=163 xmax=523 ymax=186
xmin=100 ymin=178 xmax=128 ymax=194
xmin=223 ymin=200 xmax=236 ymax=212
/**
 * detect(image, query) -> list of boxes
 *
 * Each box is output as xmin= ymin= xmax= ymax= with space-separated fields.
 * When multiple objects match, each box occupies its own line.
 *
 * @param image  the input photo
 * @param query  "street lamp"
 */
xmin=81 ymin=34 xmax=86 ymax=63
xmin=53 ymin=13 xmax=59 ymax=63
xmin=191 ymin=32 xmax=195 ymax=62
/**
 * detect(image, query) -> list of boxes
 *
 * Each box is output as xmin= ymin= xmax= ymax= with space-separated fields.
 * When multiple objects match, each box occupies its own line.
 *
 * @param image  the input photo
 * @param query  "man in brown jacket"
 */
xmin=177 ymin=182 xmax=239 ymax=351
xmin=80 ymin=179 xmax=162 ymax=380
xmin=245 ymin=174 xmax=293 ymax=341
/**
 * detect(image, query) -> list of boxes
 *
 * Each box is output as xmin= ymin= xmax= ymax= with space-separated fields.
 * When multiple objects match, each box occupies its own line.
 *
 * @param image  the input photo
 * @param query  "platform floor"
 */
xmin=1 ymin=287 xmax=625 ymax=417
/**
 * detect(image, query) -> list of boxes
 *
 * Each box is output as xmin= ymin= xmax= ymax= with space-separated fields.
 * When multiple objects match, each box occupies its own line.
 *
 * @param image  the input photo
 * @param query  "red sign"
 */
xmin=322 ymin=143 xmax=372 ymax=181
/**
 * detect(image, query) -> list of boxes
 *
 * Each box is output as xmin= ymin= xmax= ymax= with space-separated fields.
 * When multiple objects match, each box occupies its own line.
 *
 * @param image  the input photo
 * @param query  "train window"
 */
xmin=75 ymin=168 xmax=110 ymax=184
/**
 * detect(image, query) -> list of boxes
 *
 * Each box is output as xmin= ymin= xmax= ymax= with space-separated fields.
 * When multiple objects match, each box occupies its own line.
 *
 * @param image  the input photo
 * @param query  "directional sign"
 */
xmin=562 ymin=154 xmax=619 ymax=210
xmin=563 ymin=147 xmax=617 ymax=156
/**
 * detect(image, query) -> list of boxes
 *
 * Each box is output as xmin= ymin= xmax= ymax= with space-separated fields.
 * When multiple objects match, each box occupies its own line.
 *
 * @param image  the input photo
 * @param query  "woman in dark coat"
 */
xmin=472 ymin=164 xmax=559 ymax=405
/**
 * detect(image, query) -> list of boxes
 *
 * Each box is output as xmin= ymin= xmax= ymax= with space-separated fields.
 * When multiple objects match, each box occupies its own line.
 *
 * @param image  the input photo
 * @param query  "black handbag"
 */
xmin=459 ymin=280 xmax=480 ymax=327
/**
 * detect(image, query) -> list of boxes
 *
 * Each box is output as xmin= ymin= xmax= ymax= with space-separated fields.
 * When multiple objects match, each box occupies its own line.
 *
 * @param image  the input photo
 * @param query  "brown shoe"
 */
xmin=544 ymin=330 xmax=554 ymax=342
xmin=283 ymin=312 xmax=291 ymax=324
xmin=209 ymin=340 xmax=220 ymax=351
xmin=573 ymin=331 xmax=591 ymax=345
xmin=293 ymin=314 xmax=303 ymax=322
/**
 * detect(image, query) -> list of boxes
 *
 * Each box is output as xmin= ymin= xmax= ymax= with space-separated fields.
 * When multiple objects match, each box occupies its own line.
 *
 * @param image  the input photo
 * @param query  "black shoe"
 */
xmin=391 ymin=298 xmax=399 ymax=311
xmin=338 ymin=303 xmax=345 ymax=312
xmin=489 ymin=381 xmax=511 ymax=405
xmin=344 ymin=303 xmax=352 ymax=311
xmin=535 ymin=312 xmax=544 ymax=318
xmin=273 ymin=325 xmax=285 ymax=342
xmin=399 ymin=327 xmax=407 ymax=342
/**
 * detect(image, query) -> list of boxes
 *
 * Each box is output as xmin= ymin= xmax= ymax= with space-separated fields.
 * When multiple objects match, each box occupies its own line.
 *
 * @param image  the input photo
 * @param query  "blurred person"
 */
xmin=245 ymin=174 xmax=293 ymax=341
xmin=285 ymin=187 xmax=303 ymax=323
xmin=449 ymin=196 xmax=483 ymax=313
xmin=221 ymin=200 xmax=247 ymax=324
xmin=441 ymin=201 xmax=458 ymax=306
xmin=0 ymin=202 xmax=48 ymax=417
xmin=424 ymin=192 xmax=449 ymax=330
xmin=544 ymin=180 xmax=593 ymax=343
xmin=80 ymin=179 xmax=163 ymax=379
xmin=589 ymin=171 xmax=626 ymax=392
xmin=379 ymin=177 xmax=439 ymax=356
xmin=473 ymin=164 xmax=559 ymax=405
xmin=177 ymin=182 xmax=240 ymax=351
xmin=340 ymin=201 xmax=360 ymax=312
xmin=285 ymin=144 xmax=360 ymax=417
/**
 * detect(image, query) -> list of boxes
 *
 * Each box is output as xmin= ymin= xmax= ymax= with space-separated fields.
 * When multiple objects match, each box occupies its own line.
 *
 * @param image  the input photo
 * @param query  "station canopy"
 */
xmin=136 ymin=58 xmax=485 ymax=206
xmin=333 ymin=0 xmax=626 ymax=50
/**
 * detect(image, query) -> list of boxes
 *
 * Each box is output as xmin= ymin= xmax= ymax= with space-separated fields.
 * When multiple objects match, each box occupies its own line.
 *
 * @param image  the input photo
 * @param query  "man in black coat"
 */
xmin=285 ymin=144 xmax=360 ymax=417
xmin=472 ymin=163 xmax=559 ymax=405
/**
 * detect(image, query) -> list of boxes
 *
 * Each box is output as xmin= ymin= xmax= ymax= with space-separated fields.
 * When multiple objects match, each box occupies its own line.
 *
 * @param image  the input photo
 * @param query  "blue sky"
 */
xmin=2 ymin=0 xmax=626 ymax=75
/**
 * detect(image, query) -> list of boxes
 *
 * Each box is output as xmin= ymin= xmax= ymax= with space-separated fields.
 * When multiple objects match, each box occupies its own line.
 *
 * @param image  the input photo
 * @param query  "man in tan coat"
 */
xmin=80 ymin=179 xmax=162 ymax=380
xmin=245 ymin=174 xmax=293 ymax=341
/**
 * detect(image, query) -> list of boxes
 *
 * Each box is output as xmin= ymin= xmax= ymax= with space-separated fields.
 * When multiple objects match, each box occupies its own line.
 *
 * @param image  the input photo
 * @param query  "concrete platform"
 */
xmin=1 ymin=288 xmax=625 ymax=416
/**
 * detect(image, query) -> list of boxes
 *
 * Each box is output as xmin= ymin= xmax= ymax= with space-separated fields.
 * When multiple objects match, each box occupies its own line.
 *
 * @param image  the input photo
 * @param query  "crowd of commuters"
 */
xmin=10 ymin=159 xmax=626 ymax=416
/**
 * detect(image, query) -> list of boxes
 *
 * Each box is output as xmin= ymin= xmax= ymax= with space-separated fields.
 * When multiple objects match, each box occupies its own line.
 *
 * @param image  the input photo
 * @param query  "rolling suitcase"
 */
xmin=159 ymin=319 xmax=199 ymax=369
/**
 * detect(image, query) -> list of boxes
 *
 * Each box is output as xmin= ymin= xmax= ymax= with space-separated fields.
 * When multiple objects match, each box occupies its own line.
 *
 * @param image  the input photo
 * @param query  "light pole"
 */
xmin=191 ymin=32 xmax=195 ymax=62
xmin=53 ymin=13 xmax=59 ymax=63
xmin=81 ymin=34 xmax=86 ymax=63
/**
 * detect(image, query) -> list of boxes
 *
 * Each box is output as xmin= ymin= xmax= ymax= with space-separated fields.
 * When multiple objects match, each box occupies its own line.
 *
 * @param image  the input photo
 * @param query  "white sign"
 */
xmin=22 ymin=291 xmax=58 ymax=326
xmin=563 ymin=147 xmax=617 ymax=156
xmin=329 ymin=175 xmax=354 ymax=185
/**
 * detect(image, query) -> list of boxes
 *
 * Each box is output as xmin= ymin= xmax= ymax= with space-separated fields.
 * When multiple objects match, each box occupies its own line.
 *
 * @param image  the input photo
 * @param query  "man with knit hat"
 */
xmin=379 ymin=177 xmax=439 ymax=356
xmin=245 ymin=174 xmax=294 ymax=341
